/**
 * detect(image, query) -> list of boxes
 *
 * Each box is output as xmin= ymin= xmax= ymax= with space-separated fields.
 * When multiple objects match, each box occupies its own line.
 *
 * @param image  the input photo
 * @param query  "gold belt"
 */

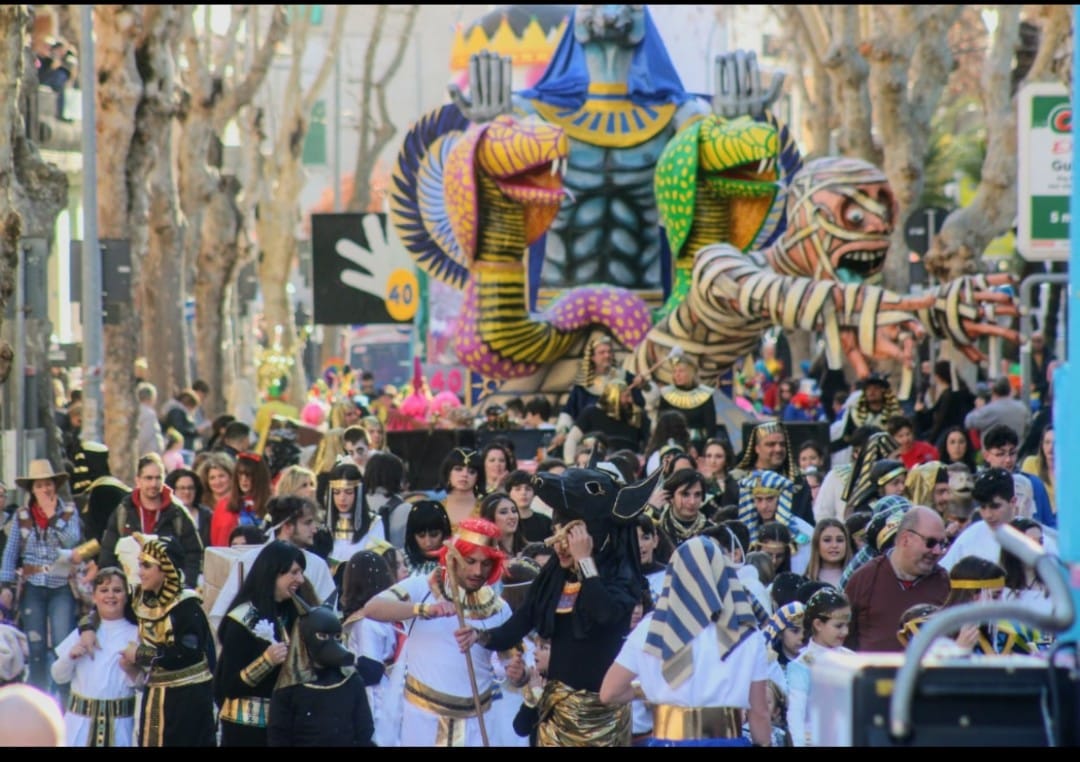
xmin=219 ymin=696 xmax=271 ymax=728
xmin=68 ymin=692 xmax=136 ymax=718
xmin=652 ymin=704 xmax=743 ymax=741
xmin=148 ymin=658 xmax=213 ymax=688
xmin=405 ymin=673 xmax=492 ymax=719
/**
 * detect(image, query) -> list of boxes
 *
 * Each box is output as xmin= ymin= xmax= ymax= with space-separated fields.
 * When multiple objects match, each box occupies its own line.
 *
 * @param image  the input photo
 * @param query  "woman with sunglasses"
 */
xmin=165 ymin=468 xmax=213 ymax=552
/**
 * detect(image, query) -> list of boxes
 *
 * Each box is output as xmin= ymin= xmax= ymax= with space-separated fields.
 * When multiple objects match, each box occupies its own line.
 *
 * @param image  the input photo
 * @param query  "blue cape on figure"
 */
xmin=518 ymin=7 xmax=692 ymax=109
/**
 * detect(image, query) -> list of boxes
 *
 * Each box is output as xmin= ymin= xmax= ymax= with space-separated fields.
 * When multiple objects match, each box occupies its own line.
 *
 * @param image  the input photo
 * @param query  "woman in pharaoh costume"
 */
xmin=658 ymin=355 xmax=719 ymax=457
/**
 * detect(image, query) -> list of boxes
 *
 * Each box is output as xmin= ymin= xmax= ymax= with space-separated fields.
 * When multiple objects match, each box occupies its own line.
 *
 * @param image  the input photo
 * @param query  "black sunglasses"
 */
xmin=904 ymin=528 xmax=946 ymax=550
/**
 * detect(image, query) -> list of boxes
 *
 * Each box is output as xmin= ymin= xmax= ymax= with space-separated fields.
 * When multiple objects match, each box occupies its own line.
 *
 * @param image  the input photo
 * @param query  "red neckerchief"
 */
xmin=28 ymin=500 xmax=50 ymax=530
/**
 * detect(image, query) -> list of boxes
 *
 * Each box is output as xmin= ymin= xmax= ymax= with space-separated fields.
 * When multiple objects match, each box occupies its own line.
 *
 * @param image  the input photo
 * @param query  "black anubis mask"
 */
xmin=295 ymin=597 xmax=355 ymax=669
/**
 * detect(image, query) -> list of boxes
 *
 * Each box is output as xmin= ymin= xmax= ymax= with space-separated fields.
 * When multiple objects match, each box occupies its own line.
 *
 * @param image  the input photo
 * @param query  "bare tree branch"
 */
xmin=793 ymin=5 xmax=831 ymax=62
xmin=357 ymin=4 xmax=389 ymax=197
xmin=346 ymin=5 xmax=420 ymax=212
xmin=909 ymin=6 xmax=964 ymax=126
xmin=218 ymin=4 xmax=287 ymax=132
xmin=1026 ymin=4 xmax=1072 ymax=83
xmin=375 ymin=6 xmax=419 ymax=89
xmin=923 ymin=6 xmax=1026 ymax=280
xmin=301 ymin=5 xmax=348 ymax=113
xmin=776 ymin=3 xmax=833 ymax=157
xmin=825 ymin=4 xmax=876 ymax=163
xmin=212 ymin=4 xmax=247 ymax=78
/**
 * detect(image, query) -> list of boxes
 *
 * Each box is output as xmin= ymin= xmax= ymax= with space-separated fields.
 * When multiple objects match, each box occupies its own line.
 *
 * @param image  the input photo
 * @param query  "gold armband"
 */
xmin=412 ymin=602 xmax=429 ymax=619
xmin=240 ymin=653 xmax=276 ymax=687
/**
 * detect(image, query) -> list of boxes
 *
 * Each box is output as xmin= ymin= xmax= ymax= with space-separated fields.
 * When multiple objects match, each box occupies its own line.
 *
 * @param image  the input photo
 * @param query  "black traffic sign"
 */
xmin=904 ymin=206 xmax=952 ymax=255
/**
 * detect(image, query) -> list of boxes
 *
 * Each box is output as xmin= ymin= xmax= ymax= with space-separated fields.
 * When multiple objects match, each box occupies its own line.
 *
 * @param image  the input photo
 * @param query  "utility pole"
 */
xmin=79 ymin=4 xmax=104 ymax=443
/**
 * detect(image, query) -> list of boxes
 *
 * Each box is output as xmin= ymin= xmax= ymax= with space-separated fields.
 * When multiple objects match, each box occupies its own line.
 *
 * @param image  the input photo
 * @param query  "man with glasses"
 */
xmin=99 ymin=453 xmax=203 ymax=589
xmin=843 ymin=506 xmax=950 ymax=651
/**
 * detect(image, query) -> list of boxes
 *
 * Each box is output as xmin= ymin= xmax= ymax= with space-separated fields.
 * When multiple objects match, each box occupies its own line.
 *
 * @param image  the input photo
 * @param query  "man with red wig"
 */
xmin=363 ymin=517 xmax=512 ymax=746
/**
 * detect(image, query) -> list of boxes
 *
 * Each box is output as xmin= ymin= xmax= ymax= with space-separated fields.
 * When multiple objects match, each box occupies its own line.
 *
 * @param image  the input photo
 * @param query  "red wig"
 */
xmin=439 ymin=517 xmax=506 ymax=586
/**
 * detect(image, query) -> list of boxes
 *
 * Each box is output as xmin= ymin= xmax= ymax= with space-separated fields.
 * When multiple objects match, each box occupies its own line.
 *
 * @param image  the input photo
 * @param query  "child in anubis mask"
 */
xmin=268 ymin=598 xmax=374 ymax=747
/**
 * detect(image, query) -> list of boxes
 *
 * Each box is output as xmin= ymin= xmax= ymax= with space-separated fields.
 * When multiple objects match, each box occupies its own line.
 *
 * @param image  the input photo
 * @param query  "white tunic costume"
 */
xmin=615 ymin=611 xmax=769 ymax=709
xmin=379 ymin=573 xmax=511 ymax=747
xmin=343 ymin=613 xmax=404 ymax=747
xmin=51 ymin=618 xmax=140 ymax=747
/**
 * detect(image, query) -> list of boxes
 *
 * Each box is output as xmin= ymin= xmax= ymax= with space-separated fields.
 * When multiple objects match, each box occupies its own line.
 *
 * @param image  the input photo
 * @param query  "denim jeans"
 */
xmin=19 ymin=582 xmax=77 ymax=693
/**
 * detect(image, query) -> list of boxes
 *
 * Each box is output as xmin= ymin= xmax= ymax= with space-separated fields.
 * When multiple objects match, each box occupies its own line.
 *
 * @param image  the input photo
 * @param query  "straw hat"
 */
xmin=15 ymin=460 xmax=69 ymax=490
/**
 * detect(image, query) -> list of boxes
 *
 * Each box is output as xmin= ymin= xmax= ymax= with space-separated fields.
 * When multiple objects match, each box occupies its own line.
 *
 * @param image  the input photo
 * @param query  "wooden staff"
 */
xmin=445 ymin=544 xmax=490 ymax=747
xmin=629 ymin=345 xmax=685 ymax=390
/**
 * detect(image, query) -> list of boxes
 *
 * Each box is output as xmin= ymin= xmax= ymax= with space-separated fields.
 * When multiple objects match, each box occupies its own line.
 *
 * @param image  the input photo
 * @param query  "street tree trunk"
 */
xmin=141 ymin=7 xmax=188 ymax=408
xmin=345 ymin=5 xmax=419 ymax=212
xmin=866 ymin=5 xmax=961 ymax=294
xmin=926 ymin=5 xmax=1073 ymax=280
xmin=94 ymin=6 xmax=143 ymax=482
xmin=96 ymin=6 xmax=180 ymax=482
xmin=194 ymin=173 xmax=244 ymax=418
xmin=255 ymin=5 xmax=348 ymax=406
xmin=179 ymin=4 xmax=287 ymax=417
xmin=0 ymin=6 xmax=68 ymax=471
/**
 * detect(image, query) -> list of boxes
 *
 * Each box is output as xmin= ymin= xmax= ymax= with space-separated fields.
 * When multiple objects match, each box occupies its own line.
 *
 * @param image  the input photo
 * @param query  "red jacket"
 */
xmin=899 ymin=440 xmax=939 ymax=470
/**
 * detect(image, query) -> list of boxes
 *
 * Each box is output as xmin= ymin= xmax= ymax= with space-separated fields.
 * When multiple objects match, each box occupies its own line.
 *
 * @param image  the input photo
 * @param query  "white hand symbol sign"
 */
xmin=336 ymin=214 xmax=397 ymax=299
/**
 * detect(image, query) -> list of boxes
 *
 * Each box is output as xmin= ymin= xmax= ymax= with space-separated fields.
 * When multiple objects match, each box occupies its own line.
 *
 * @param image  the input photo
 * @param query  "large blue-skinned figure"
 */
xmin=514 ymin=5 xmax=709 ymax=292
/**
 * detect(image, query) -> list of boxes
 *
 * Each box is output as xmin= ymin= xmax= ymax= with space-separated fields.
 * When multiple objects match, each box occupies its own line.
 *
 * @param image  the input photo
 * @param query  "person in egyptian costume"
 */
xmin=658 ymin=355 xmax=718 ymax=455
xmin=365 ymin=517 xmax=511 ymax=746
xmin=269 ymin=597 xmax=374 ymax=746
xmin=553 ymin=336 xmax=646 ymax=451
xmin=126 ymin=535 xmax=216 ymax=747
xmin=738 ymin=469 xmax=814 ymax=574
xmin=600 ymin=535 xmax=773 ymax=746
xmin=456 ymin=459 xmax=658 ymax=746
xmin=734 ymin=420 xmax=815 ymax=524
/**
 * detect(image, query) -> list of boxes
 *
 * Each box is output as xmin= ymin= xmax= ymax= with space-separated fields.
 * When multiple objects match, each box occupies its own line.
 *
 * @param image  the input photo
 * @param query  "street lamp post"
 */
xmin=79 ymin=4 xmax=104 ymax=444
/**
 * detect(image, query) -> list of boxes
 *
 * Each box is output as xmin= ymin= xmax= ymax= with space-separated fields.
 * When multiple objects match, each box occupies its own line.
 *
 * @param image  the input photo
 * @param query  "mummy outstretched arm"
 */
xmin=699 ymin=250 xmax=1019 ymax=379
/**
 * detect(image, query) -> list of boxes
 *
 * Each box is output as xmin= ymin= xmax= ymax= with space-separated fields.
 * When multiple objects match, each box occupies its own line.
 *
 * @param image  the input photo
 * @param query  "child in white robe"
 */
xmin=51 ymin=567 xmax=141 ymax=747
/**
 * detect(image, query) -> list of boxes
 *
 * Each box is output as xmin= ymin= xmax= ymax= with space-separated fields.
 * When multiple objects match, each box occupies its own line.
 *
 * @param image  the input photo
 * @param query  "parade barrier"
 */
xmin=385 ymin=430 xmax=476 ymax=490
xmin=201 ymin=545 xmax=249 ymax=617
xmin=383 ymin=428 xmax=553 ymax=489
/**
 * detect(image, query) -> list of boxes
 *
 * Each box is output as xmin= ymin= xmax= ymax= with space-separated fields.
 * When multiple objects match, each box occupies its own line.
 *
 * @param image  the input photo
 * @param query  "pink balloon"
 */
xmin=301 ymin=401 xmax=326 ymax=427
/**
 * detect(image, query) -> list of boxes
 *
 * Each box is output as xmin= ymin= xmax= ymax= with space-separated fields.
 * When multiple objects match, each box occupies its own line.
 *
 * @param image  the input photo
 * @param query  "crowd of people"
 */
xmin=0 ymin=333 xmax=1062 ymax=747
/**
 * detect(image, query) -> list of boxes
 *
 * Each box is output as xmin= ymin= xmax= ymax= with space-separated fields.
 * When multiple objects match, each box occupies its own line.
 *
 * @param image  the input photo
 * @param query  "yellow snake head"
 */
xmin=444 ymin=114 xmax=569 ymax=261
xmin=782 ymin=157 xmax=898 ymax=284
xmin=655 ymin=114 xmax=781 ymax=255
